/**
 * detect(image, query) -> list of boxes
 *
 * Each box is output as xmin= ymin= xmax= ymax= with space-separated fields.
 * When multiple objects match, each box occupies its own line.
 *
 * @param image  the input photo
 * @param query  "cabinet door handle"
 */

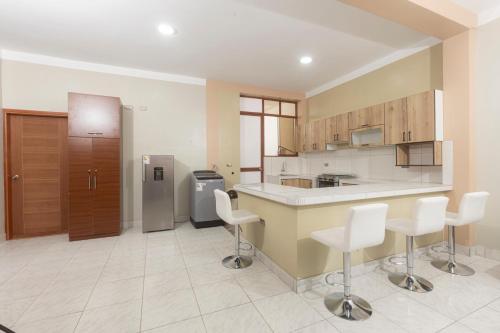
xmin=88 ymin=170 xmax=91 ymax=190
xmin=402 ymin=131 xmax=406 ymax=142
xmin=87 ymin=131 xmax=104 ymax=135
xmin=93 ymin=169 xmax=98 ymax=189
xmin=408 ymin=131 xmax=412 ymax=142
xmin=361 ymin=124 xmax=369 ymax=127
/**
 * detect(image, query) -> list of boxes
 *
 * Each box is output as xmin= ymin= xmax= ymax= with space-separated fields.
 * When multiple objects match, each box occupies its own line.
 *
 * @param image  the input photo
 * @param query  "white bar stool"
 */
xmin=431 ymin=192 xmax=490 ymax=276
xmin=214 ymin=189 xmax=260 ymax=269
xmin=311 ymin=203 xmax=388 ymax=321
xmin=386 ymin=197 xmax=449 ymax=293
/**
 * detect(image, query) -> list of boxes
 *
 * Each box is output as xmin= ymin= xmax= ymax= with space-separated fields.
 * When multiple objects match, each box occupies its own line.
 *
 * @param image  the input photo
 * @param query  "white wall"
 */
xmin=265 ymin=144 xmax=443 ymax=184
xmin=0 ymin=60 xmax=206 ymax=224
xmin=475 ymin=18 xmax=500 ymax=251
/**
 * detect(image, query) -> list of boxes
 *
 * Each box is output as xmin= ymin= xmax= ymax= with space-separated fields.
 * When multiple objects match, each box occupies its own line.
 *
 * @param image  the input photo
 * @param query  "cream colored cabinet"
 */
xmin=326 ymin=113 xmax=349 ymax=143
xmin=349 ymin=104 xmax=384 ymax=129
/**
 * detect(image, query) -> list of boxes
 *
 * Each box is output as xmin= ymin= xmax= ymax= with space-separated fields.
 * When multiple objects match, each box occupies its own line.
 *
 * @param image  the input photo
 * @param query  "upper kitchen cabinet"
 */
xmin=384 ymin=97 xmax=407 ymax=145
xmin=68 ymin=92 xmax=122 ymax=138
xmin=407 ymin=90 xmax=441 ymax=143
xmin=326 ymin=113 xmax=349 ymax=144
xmin=310 ymin=119 xmax=326 ymax=151
xmin=384 ymin=90 xmax=443 ymax=145
xmin=348 ymin=103 xmax=384 ymax=129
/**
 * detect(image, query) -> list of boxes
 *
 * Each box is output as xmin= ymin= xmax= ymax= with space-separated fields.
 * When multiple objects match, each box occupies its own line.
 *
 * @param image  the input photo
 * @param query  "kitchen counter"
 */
xmin=235 ymin=180 xmax=452 ymax=206
xmin=234 ymin=179 xmax=451 ymax=287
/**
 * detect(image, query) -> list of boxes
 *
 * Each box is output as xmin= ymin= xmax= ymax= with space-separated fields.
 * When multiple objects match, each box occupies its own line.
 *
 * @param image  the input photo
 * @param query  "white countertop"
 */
xmin=234 ymin=180 xmax=452 ymax=206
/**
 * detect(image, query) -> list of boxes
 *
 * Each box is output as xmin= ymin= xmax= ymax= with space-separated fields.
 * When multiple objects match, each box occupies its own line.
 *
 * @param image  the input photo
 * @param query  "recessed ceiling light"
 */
xmin=300 ymin=56 xmax=312 ymax=65
xmin=158 ymin=23 xmax=176 ymax=36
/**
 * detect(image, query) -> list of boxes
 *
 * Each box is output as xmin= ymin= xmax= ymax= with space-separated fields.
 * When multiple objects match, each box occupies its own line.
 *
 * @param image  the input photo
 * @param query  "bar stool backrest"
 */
xmin=457 ymin=192 xmax=490 ymax=226
xmin=345 ymin=203 xmax=389 ymax=252
xmin=214 ymin=189 xmax=233 ymax=224
xmin=412 ymin=197 xmax=449 ymax=236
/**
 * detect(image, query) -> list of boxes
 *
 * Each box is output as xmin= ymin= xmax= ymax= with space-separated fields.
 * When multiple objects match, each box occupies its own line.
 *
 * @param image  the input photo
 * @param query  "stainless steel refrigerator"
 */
xmin=142 ymin=155 xmax=174 ymax=232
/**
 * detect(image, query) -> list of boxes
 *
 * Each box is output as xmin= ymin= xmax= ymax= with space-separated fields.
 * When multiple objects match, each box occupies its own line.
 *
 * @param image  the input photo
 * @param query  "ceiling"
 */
xmin=0 ymin=0 xmax=437 ymax=93
xmin=451 ymin=0 xmax=500 ymax=25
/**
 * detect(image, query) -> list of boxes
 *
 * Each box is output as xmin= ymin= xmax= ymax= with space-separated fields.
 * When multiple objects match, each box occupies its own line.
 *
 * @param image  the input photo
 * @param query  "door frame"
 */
xmin=3 ymin=109 xmax=68 ymax=240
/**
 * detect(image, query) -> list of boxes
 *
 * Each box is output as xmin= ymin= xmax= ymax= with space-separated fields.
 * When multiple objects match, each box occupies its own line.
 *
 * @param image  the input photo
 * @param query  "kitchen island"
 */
xmin=234 ymin=180 xmax=452 ymax=290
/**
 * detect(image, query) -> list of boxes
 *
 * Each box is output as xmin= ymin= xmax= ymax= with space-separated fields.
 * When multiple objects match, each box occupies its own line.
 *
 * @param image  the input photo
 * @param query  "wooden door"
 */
xmin=384 ymin=98 xmax=407 ymax=145
xmin=68 ymin=93 xmax=121 ymax=138
xmin=92 ymin=138 xmax=121 ymax=236
xmin=325 ymin=116 xmax=336 ymax=144
xmin=336 ymin=113 xmax=349 ymax=142
xmin=407 ymin=91 xmax=435 ymax=143
xmin=6 ymin=113 xmax=68 ymax=239
xmin=68 ymin=137 xmax=93 ymax=240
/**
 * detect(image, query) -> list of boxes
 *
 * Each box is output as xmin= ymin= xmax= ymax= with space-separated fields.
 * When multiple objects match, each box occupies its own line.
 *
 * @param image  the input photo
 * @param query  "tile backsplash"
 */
xmin=264 ymin=143 xmax=443 ymax=184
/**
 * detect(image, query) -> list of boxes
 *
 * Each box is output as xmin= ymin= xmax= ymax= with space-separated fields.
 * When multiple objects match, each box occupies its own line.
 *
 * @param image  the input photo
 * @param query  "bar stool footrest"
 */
xmin=324 ymin=271 xmax=344 ymax=287
xmin=387 ymin=255 xmax=407 ymax=266
xmin=324 ymin=292 xmax=372 ymax=321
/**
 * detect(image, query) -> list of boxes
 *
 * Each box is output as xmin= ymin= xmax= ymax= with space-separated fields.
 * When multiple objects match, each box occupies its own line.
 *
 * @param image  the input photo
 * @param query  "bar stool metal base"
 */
xmin=430 ymin=259 xmax=475 ymax=276
xmin=324 ymin=292 xmax=372 ymax=321
xmin=222 ymin=255 xmax=252 ymax=269
xmin=388 ymin=272 xmax=433 ymax=293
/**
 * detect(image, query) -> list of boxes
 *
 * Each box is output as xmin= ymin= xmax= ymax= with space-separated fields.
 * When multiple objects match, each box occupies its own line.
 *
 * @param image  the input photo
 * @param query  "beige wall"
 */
xmin=206 ymin=80 xmax=305 ymax=188
xmin=307 ymin=44 xmax=443 ymax=120
xmin=475 ymin=18 xmax=500 ymax=250
xmin=1 ymin=60 xmax=206 ymax=223
xmin=442 ymin=30 xmax=476 ymax=245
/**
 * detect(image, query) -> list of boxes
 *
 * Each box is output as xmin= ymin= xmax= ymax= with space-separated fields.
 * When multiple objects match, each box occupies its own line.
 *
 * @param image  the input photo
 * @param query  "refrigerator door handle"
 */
xmin=143 ymin=163 xmax=146 ymax=182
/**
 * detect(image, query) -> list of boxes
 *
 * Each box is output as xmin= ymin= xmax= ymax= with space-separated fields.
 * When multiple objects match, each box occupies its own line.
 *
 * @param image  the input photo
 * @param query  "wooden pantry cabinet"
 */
xmin=68 ymin=93 xmax=122 ymax=241
xmin=325 ymin=113 xmax=349 ymax=143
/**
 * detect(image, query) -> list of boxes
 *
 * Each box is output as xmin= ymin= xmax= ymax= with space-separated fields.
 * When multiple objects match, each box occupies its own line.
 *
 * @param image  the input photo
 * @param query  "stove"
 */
xmin=317 ymin=173 xmax=355 ymax=188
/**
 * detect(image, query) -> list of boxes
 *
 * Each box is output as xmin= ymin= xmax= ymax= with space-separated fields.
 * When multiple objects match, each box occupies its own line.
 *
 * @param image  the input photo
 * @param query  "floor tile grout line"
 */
xmin=454 ymin=293 xmax=500 ymax=332
xmin=370 ymin=292 xmax=447 ymax=333
xmin=393 ymin=267 xmax=500 ymax=325
xmin=138 ymin=232 xmax=148 ymax=333
xmin=174 ymin=224 xmax=209 ymax=333
xmin=11 ymin=239 xmax=81 ymax=328
xmin=72 ymin=237 xmax=119 ymax=333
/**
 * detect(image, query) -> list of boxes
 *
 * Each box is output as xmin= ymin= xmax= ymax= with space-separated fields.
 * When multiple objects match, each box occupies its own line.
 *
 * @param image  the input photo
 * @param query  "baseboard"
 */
xmin=239 ymin=240 xmax=479 ymax=294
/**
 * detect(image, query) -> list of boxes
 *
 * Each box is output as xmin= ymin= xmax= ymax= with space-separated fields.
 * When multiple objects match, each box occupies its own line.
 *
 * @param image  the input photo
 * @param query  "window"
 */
xmin=239 ymin=96 xmax=298 ymax=183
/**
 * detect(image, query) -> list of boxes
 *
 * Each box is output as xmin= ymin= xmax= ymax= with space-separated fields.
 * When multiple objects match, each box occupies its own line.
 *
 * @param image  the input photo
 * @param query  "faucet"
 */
xmin=281 ymin=161 xmax=286 ymax=173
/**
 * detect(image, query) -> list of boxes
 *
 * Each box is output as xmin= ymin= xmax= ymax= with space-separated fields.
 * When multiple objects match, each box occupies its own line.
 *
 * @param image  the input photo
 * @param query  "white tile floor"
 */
xmin=1 ymin=222 xmax=500 ymax=332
